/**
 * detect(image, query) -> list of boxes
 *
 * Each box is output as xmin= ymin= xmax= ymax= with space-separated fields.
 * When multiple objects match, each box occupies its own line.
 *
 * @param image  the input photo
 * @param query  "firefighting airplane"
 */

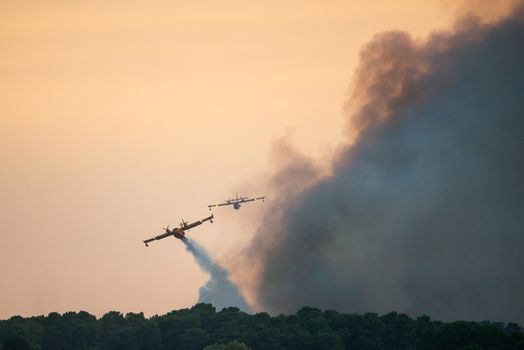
xmin=208 ymin=194 xmax=265 ymax=210
xmin=142 ymin=214 xmax=213 ymax=247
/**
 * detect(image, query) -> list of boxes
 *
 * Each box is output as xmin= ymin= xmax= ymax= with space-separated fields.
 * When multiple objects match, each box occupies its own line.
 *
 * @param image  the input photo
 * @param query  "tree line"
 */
xmin=1 ymin=304 xmax=522 ymax=350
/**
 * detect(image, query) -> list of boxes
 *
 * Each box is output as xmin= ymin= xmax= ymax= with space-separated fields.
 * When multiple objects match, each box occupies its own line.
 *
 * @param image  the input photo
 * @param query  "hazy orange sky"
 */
xmin=0 ymin=1 xmax=508 ymax=318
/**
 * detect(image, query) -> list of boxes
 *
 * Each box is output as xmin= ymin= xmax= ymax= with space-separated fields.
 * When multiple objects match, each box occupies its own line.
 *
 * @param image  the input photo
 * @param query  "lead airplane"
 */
xmin=208 ymin=194 xmax=265 ymax=210
xmin=142 ymin=214 xmax=213 ymax=247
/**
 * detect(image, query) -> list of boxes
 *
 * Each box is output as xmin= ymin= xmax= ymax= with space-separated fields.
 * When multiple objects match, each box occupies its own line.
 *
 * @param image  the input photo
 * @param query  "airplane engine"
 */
xmin=234 ymin=203 xmax=241 ymax=209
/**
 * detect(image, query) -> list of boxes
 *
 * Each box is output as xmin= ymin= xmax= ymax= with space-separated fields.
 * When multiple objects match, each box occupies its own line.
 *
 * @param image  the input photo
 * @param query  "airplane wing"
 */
xmin=241 ymin=196 xmax=265 ymax=203
xmin=208 ymin=201 xmax=232 ymax=209
xmin=179 ymin=214 xmax=214 ymax=231
xmin=143 ymin=231 xmax=173 ymax=246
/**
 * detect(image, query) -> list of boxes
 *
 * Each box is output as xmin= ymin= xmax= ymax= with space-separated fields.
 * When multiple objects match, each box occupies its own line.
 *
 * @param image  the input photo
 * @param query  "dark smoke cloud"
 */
xmin=244 ymin=6 xmax=524 ymax=322
xmin=184 ymin=238 xmax=251 ymax=312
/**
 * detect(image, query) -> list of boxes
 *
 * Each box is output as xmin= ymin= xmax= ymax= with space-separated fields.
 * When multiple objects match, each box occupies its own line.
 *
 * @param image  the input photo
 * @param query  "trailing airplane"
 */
xmin=142 ymin=214 xmax=213 ymax=247
xmin=208 ymin=194 xmax=265 ymax=210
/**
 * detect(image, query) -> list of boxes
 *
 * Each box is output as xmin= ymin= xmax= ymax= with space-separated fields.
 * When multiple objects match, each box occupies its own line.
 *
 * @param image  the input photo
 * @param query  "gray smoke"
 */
xmin=184 ymin=238 xmax=251 ymax=312
xmin=245 ymin=6 xmax=524 ymax=322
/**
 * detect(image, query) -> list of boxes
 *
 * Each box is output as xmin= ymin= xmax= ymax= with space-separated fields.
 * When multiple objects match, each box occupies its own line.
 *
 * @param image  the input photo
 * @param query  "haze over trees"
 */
xmin=1 ymin=304 xmax=522 ymax=350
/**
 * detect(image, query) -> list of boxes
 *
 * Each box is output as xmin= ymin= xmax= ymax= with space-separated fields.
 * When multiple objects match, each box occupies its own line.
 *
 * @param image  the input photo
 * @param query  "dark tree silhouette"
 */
xmin=1 ymin=304 xmax=522 ymax=350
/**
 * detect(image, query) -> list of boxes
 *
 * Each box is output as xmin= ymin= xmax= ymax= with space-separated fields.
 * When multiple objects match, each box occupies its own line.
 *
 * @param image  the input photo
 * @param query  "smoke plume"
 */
xmin=184 ymin=238 xmax=251 ymax=312
xmin=243 ymin=5 xmax=524 ymax=322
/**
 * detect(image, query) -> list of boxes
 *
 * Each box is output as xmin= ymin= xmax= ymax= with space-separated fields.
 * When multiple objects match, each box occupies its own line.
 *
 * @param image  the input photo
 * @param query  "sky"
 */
xmin=0 ymin=1 xmax=512 ymax=318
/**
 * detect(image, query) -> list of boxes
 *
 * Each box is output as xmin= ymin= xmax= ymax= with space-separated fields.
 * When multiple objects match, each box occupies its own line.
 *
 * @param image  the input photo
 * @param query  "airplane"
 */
xmin=208 ymin=194 xmax=265 ymax=210
xmin=142 ymin=214 xmax=213 ymax=247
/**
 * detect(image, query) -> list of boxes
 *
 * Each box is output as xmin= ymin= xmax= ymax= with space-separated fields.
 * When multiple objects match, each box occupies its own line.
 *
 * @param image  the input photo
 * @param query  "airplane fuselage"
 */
xmin=172 ymin=230 xmax=186 ymax=240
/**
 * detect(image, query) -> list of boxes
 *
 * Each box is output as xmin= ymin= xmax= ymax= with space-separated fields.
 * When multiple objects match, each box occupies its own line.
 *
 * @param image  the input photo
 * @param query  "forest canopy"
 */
xmin=1 ymin=304 xmax=522 ymax=350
